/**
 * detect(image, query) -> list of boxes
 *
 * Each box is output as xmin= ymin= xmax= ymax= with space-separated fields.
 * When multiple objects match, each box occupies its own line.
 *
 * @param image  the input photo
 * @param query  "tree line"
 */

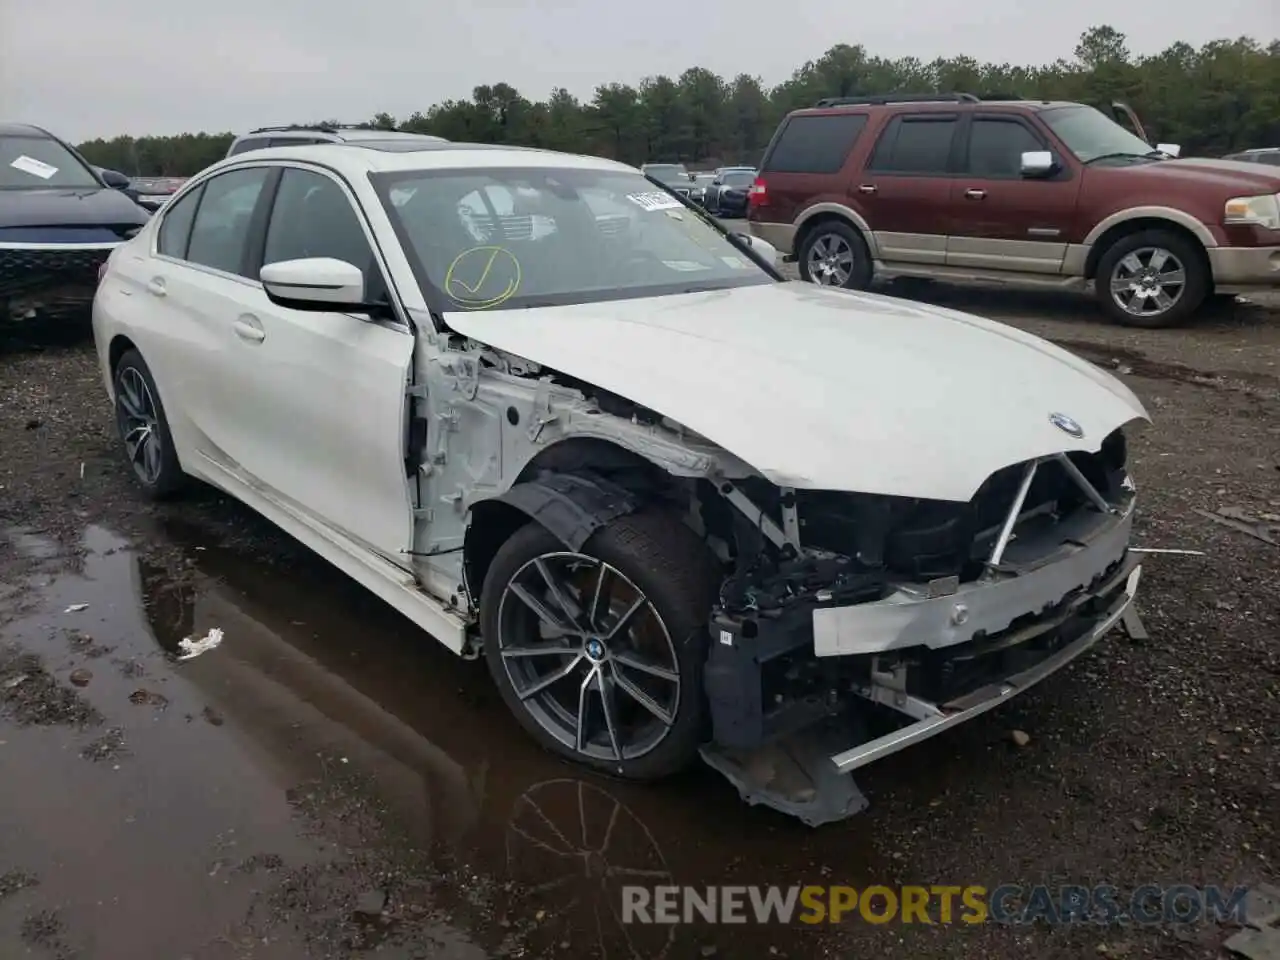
xmin=77 ymin=25 xmax=1280 ymax=178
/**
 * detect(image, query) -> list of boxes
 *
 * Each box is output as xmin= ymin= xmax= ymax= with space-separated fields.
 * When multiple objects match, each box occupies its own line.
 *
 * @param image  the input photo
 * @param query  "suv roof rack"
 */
xmin=813 ymin=92 xmax=980 ymax=107
xmin=977 ymin=93 xmax=1026 ymax=101
xmin=247 ymin=123 xmax=384 ymax=135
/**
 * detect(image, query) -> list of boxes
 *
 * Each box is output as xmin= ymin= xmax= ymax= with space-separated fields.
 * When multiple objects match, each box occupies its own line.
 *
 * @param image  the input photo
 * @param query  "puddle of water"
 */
xmin=1 ymin=522 xmax=888 ymax=958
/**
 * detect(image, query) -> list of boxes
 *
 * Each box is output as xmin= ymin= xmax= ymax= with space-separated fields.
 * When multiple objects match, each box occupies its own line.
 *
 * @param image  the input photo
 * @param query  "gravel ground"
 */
xmin=1 ymin=281 xmax=1278 ymax=960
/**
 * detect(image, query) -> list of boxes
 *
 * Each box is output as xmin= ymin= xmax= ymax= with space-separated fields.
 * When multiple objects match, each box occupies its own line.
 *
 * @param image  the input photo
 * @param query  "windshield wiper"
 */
xmin=1084 ymin=152 xmax=1148 ymax=165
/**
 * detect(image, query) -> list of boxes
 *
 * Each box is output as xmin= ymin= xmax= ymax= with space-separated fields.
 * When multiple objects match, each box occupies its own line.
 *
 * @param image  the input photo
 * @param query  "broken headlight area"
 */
xmin=698 ymin=428 xmax=1136 ymax=816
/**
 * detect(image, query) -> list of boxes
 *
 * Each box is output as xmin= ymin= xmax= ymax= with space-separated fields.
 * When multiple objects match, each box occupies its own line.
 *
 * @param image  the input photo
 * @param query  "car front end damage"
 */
xmin=695 ymin=428 xmax=1144 ymax=825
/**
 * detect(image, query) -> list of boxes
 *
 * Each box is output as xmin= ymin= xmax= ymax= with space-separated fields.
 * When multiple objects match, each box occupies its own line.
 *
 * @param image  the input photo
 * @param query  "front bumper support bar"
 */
xmin=830 ymin=560 xmax=1141 ymax=774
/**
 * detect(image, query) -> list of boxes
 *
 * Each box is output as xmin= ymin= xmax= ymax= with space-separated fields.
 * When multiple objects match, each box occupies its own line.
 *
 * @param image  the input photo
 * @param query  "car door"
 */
xmin=217 ymin=164 xmax=415 ymax=565
xmin=856 ymin=112 xmax=960 ymax=265
xmin=143 ymin=165 xmax=277 ymax=464
xmin=945 ymin=114 xmax=1083 ymax=274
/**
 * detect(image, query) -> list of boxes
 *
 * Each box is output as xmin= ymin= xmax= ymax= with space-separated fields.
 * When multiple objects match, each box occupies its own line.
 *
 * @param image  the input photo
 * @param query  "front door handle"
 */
xmin=146 ymin=277 xmax=166 ymax=297
xmin=857 ymin=184 xmax=878 ymax=194
xmin=232 ymin=316 xmax=265 ymax=343
xmin=964 ymin=188 xmax=987 ymax=200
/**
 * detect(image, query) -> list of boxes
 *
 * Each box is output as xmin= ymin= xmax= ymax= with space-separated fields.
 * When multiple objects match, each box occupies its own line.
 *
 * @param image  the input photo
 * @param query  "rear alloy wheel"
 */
xmin=113 ymin=348 xmax=185 ymax=499
xmin=480 ymin=512 xmax=716 ymax=781
xmin=1095 ymin=229 xmax=1208 ymax=328
xmin=797 ymin=220 xmax=873 ymax=290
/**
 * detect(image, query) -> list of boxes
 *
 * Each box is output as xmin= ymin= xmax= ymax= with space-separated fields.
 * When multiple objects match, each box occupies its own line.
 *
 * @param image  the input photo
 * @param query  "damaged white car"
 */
xmin=92 ymin=141 xmax=1149 ymax=825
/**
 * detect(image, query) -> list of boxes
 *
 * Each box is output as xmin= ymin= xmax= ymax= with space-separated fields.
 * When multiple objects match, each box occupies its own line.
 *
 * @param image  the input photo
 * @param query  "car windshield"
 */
xmin=0 ymin=134 xmax=100 ymax=189
xmin=372 ymin=166 xmax=772 ymax=312
xmin=1039 ymin=106 xmax=1155 ymax=163
xmin=721 ymin=171 xmax=755 ymax=187
xmin=644 ymin=164 xmax=688 ymax=183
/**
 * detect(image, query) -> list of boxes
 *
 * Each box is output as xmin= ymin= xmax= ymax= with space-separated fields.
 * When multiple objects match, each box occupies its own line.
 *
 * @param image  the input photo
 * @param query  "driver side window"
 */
xmin=262 ymin=168 xmax=386 ymax=301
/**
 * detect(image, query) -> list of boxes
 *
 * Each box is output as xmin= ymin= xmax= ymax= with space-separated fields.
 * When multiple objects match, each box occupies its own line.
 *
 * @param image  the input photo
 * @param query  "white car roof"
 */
xmin=207 ymin=142 xmax=639 ymax=179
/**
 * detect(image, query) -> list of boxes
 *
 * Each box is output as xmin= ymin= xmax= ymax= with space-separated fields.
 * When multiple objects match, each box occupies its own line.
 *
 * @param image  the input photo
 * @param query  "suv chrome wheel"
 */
xmin=495 ymin=552 xmax=682 ymax=764
xmin=1108 ymin=246 xmax=1186 ymax=319
xmin=806 ymin=232 xmax=855 ymax=286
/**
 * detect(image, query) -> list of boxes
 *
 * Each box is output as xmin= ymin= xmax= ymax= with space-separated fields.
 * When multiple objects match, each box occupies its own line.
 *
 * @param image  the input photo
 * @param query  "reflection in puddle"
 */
xmin=1 ymin=522 xmax=883 ymax=957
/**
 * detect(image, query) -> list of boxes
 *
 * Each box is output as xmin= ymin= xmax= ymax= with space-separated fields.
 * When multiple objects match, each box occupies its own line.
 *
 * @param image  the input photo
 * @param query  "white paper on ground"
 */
xmin=177 ymin=627 xmax=224 ymax=661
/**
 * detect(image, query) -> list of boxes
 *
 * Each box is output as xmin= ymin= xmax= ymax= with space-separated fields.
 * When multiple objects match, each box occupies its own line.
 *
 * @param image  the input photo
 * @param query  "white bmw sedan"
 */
xmin=93 ymin=141 xmax=1148 ymax=823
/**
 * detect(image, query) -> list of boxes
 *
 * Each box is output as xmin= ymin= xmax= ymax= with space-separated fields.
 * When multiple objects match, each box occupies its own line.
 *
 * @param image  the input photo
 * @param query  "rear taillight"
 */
xmin=747 ymin=176 xmax=768 ymax=208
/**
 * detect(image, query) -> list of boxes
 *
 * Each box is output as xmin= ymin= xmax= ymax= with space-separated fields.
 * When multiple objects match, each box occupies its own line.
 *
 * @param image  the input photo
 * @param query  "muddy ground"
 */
xmin=1 ymin=281 xmax=1278 ymax=960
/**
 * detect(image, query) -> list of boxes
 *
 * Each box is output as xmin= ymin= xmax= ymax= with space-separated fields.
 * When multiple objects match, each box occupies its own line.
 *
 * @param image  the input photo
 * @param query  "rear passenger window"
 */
xmin=868 ymin=116 xmax=958 ymax=174
xmin=965 ymin=119 xmax=1045 ymax=177
xmin=186 ymin=168 xmax=271 ymax=277
xmin=763 ymin=114 xmax=868 ymax=174
xmin=156 ymin=184 xmax=202 ymax=259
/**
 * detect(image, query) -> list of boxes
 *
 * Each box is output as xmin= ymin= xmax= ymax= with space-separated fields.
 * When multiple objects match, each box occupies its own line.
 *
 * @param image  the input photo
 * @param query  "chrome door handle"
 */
xmin=146 ymin=277 xmax=166 ymax=297
xmin=857 ymin=184 xmax=877 ymax=194
xmin=964 ymin=188 xmax=987 ymax=200
xmin=232 ymin=317 xmax=265 ymax=343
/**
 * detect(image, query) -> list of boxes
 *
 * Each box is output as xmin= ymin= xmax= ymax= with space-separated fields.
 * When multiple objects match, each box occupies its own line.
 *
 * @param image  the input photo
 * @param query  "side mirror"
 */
xmin=1020 ymin=150 xmax=1055 ymax=178
xmin=98 ymin=168 xmax=131 ymax=189
xmin=260 ymin=257 xmax=378 ymax=312
xmin=1155 ymin=143 xmax=1181 ymax=158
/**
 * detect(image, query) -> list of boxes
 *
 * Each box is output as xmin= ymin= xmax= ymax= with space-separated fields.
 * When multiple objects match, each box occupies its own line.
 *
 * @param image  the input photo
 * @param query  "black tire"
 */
xmin=796 ymin=219 xmax=873 ymax=290
xmin=112 ymin=348 xmax=186 ymax=500
xmin=480 ymin=510 xmax=718 ymax=781
xmin=1094 ymin=229 xmax=1209 ymax=328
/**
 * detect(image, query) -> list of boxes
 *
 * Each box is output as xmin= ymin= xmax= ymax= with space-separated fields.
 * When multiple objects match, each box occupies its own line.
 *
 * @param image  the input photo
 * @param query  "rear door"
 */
xmin=856 ymin=112 xmax=960 ymax=265
xmin=945 ymin=113 xmax=1082 ymax=274
xmin=750 ymin=112 xmax=869 ymax=250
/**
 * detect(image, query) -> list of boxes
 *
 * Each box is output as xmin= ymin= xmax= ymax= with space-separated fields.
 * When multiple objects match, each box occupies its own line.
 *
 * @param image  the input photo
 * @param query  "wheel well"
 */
xmin=1084 ymin=218 xmax=1209 ymax=280
xmin=107 ymin=335 xmax=137 ymax=377
xmin=463 ymin=439 xmax=674 ymax=608
xmin=795 ymin=212 xmax=867 ymax=253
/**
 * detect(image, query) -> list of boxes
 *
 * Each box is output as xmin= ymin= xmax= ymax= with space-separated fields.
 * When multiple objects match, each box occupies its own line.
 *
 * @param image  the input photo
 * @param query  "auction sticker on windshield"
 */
xmin=627 ymin=191 xmax=683 ymax=212
xmin=10 ymin=155 xmax=58 ymax=180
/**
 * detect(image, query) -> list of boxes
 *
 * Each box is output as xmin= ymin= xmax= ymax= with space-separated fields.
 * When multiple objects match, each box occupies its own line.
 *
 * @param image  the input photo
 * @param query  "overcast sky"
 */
xmin=1 ymin=0 xmax=1274 ymax=142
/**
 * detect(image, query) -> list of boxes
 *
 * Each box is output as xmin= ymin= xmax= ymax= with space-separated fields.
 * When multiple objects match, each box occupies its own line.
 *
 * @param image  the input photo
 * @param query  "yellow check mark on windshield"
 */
xmin=453 ymin=247 xmax=501 ymax=294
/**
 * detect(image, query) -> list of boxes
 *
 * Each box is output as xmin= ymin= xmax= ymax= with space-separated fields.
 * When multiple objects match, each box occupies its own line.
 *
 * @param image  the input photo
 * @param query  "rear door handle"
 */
xmin=232 ymin=316 xmax=265 ymax=343
xmin=964 ymin=188 xmax=987 ymax=200
xmin=857 ymin=184 xmax=877 ymax=194
xmin=146 ymin=277 xmax=166 ymax=297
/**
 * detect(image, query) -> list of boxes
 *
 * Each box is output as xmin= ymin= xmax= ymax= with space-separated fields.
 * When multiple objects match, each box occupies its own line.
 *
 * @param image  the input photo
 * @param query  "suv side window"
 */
xmin=263 ymin=168 xmax=385 ymax=299
xmin=228 ymin=137 xmax=270 ymax=156
xmin=763 ymin=114 xmax=868 ymax=174
xmin=867 ymin=115 xmax=959 ymax=175
xmin=965 ymin=118 xmax=1046 ymax=178
xmin=268 ymin=136 xmax=327 ymax=147
xmin=186 ymin=167 xmax=272 ymax=277
xmin=156 ymin=184 xmax=203 ymax=259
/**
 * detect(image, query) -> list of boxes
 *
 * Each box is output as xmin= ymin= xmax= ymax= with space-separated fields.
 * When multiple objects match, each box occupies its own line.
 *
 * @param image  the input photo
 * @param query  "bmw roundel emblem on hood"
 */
xmin=1049 ymin=412 xmax=1084 ymax=438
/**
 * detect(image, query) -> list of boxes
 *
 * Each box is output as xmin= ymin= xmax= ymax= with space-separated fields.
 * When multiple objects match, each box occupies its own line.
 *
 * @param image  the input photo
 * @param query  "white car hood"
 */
xmin=445 ymin=282 xmax=1149 ymax=502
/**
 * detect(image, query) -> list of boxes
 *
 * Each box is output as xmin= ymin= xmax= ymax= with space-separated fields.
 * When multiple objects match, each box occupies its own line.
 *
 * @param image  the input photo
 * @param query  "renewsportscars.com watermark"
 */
xmin=621 ymin=884 xmax=1251 ymax=926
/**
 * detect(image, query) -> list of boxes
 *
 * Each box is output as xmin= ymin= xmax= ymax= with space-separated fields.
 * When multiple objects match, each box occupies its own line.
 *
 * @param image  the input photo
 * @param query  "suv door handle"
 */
xmin=146 ymin=277 xmax=166 ymax=297
xmin=857 ymin=184 xmax=877 ymax=194
xmin=963 ymin=188 xmax=987 ymax=200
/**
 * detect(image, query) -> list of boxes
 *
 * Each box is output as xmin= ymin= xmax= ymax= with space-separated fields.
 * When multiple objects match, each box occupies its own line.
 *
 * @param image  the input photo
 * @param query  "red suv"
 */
xmin=747 ymin=93 xmax=1280 ymax=327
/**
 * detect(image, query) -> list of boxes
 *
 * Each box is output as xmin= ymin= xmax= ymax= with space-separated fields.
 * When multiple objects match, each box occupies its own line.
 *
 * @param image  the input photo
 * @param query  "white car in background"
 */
xmin=92 ymin=140 xmax=1148 ymax=825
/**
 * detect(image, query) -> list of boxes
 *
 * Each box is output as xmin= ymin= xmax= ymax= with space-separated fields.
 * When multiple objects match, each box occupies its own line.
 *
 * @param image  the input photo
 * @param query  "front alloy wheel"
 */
xmin=480 ymin=512 xmax=716 ymax=780
xmin=497 ymin=552 xmax=681 ymax=764
xmin=1095 ymin=228 xmax=1208 ymax=328
xmin=1108 ymin=246 xmax=1186 ymax=320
